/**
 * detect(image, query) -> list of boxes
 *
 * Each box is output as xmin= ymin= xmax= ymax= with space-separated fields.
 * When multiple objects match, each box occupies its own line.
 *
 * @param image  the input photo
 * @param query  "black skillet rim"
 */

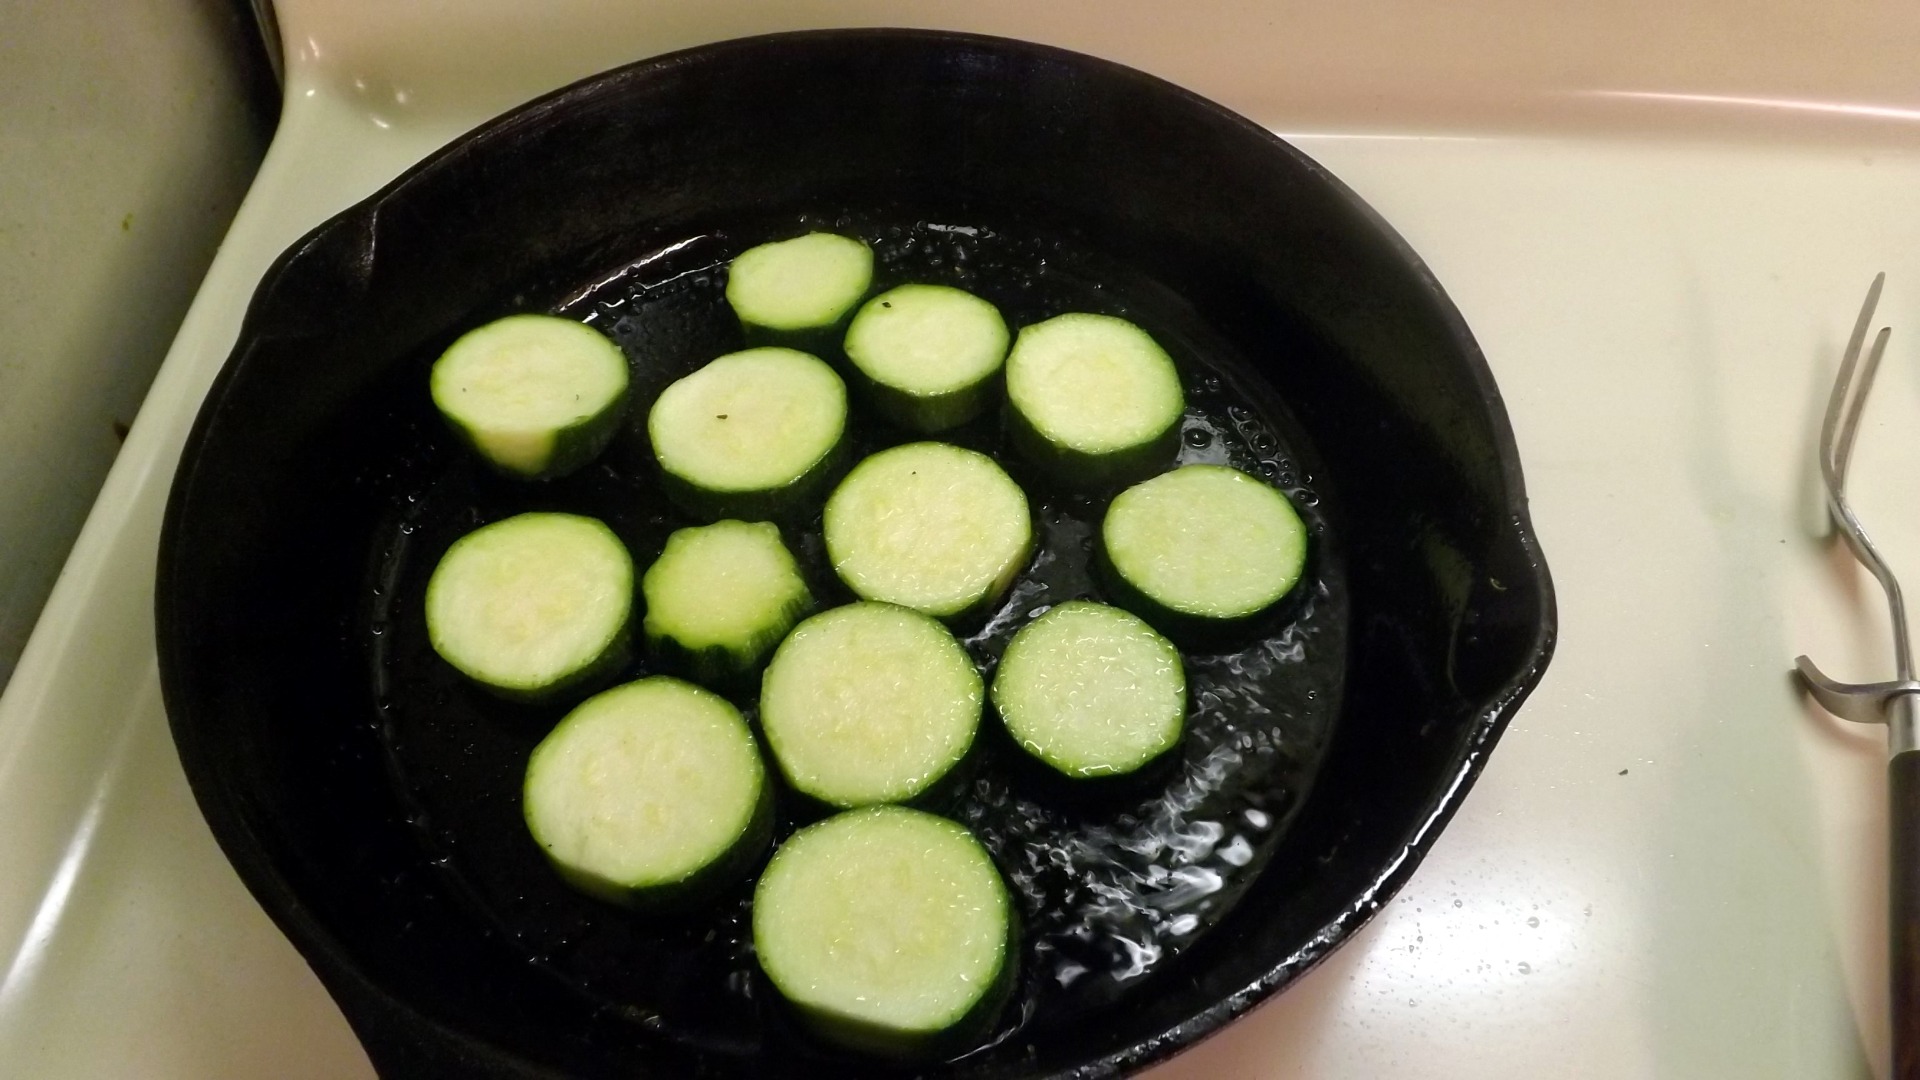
xmin=155 ymin=26 xmax=1558 ymax=1079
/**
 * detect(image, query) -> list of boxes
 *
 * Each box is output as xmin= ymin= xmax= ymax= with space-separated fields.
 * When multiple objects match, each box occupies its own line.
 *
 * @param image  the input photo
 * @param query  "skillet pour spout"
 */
xmin=156 ymin=28 xmax=1555 ymax=1080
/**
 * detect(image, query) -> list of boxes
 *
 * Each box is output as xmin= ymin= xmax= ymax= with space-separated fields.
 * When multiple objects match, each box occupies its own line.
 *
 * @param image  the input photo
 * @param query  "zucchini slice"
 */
xmin=1101 ymin=464 xmax=1308 ymax=636
xmin=429 ymin=314 xmax=630 ymax=480
xmin=641 ymin=520 xmax=814 ymax=684
xmin=823 ymin=442 xmax=1031 ymax=622
xmin=524 ymin=677 xmax=771 ymax=909
xmin=424 ymin=512 xmax=633 ymax=701
xmin=647 ymin=347 xmax=848 ymax=520
xmin=759 ymin=603 xmax=982 ymax=808
xmin=991 ymin=600 xmax=1185 ymax=779
xmin=753 ymin=806 xmax=1015 ymax=1060
xmin=842 ymin=284 xmax=1009 ymax=432
xmin=726 ymin=232 xmax=874 ymax=339
xmin=1004 ymin=312 xmax=1184 ymax=489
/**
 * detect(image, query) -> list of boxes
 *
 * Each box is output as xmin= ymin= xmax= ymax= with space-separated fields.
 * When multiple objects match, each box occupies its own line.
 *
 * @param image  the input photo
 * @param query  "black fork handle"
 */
xmin=1892 ymin=749 xmax=1920 ymax=1078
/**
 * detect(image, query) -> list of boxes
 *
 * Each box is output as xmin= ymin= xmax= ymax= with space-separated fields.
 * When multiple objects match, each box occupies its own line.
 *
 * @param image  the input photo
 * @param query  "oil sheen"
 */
xmin=365 ymin=211 xmax=1348 ymax=1058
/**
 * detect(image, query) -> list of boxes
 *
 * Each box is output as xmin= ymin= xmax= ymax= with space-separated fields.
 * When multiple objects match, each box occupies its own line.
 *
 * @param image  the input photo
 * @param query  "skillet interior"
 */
xmin=156 ymin=29 xmax=1555 ymax=1079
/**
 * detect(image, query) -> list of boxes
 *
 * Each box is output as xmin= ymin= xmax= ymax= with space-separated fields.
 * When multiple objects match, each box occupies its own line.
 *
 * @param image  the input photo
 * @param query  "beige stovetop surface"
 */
xmin=7 ymin=3 xmax=1920 ymax=1076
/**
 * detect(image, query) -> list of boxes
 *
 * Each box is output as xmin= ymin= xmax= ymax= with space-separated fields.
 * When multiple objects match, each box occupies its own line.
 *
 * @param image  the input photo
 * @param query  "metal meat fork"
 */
xmin=1793 ymin=272 xmax=1920 ymax=1079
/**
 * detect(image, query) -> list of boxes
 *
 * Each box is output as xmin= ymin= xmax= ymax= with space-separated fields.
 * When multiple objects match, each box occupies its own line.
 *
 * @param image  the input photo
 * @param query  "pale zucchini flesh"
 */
xmin=524 ymin=677 xmax=770 ymax=908
xmin=759 ymin=603 xmax=982 ymax=808
xmin=991 ymin=600 xmax=1186 ymax=779
xmin=1102 ymin=464 xmax=1308 ymax=628
xmin=1004 ymin=312 xmax=1184 ymax=488
xmin=424 ymin=512 xmax=634 ymax=701
xmin=823 ymin=442 xmax=1031 ymax=621
xmin=429 ymin=314 xmax=630 ymax=479
xmin=726 ymin=232 xmax=874 ymax=333
xmin=642 ymin=520 xmax=814 ymax=683
xmin=753 ymin=806 xmax=1014 ymax=1059
xmin=647 ymin=347 xmax=848 ymax=520
xmin=842 ymin=284 xmax=1009 ymax=432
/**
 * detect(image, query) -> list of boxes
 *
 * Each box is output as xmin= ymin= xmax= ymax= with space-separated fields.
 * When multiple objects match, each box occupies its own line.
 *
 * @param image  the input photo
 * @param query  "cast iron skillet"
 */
xmin=156 ymin=29 xmax=1555 ymax=1079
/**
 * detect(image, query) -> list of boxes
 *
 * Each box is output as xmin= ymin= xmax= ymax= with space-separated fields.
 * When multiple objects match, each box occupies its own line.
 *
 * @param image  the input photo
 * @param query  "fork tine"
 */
xmin=1824 ymin=271 xmax=1886 ymax=486
xmin=1838 ymin=326 xmax=1895 ymax=488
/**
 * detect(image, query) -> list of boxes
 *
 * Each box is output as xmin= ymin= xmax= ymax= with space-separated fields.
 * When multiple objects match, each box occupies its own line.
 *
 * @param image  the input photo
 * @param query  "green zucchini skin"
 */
xmin=429 ymin=314 xmax=631 ymax=481
xmin=850 ymin=365 xmax=991 ymax=434
xmin=1094 ymin=539 xmax=1313 ymax=651
xmin=641 ymin=521 xmax=816 ymax=690
xmin=657 ymin=433 xmax=849 ymax=523
xmin=440 ymin=402 xmax=630 ymax=482
xmin=741 ymin=323 xmax=853 ymax=361
xmin=773 ymin=740 xmax=980 ymax=821
xmin=987 ymin=707 xmax=1181 ymax=805
xmin=1005 ymin=402 xmax=1180 ymax=492
xmin=644 ymin=614 xmax=809 ymax=693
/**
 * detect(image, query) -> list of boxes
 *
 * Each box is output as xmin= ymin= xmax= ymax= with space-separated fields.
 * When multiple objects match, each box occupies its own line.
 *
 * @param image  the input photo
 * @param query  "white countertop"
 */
xmin=5 ymin=3 xmax=1920 ymax=1076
